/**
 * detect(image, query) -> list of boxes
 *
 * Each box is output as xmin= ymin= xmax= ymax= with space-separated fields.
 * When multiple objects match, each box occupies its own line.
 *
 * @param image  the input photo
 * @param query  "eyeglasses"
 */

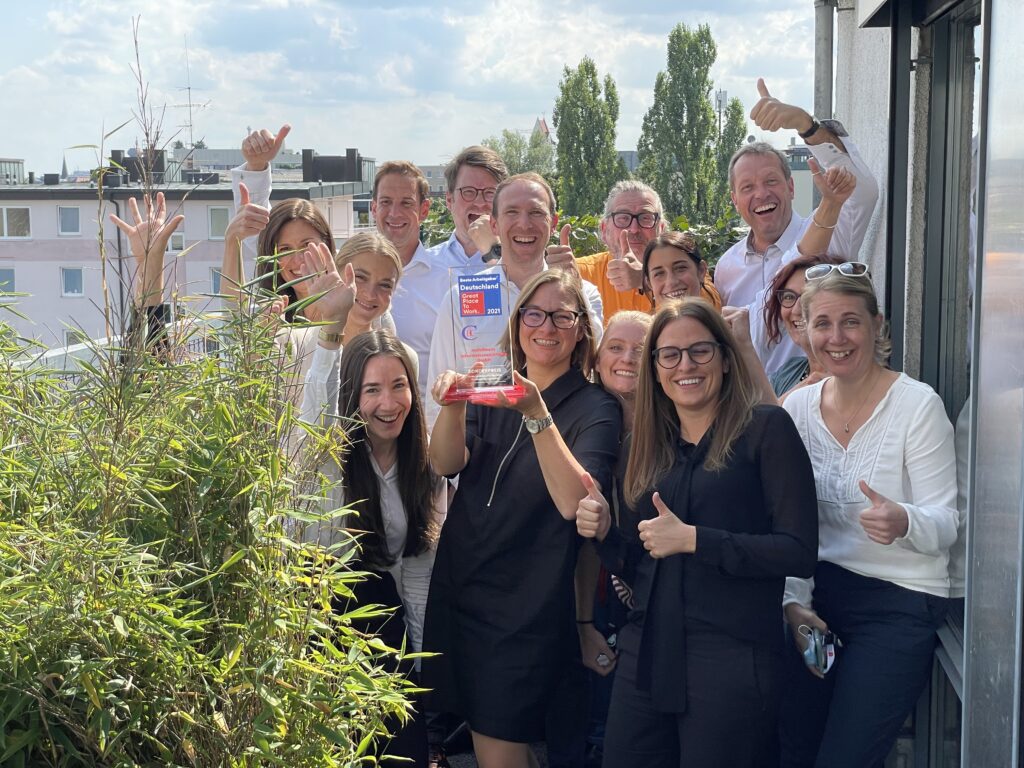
xmin=652 ymin=341 xmax=721 ymax=369
xmin=805 ymin=261 xmax=870 ymax=281
xmin=456 ymin=186 xmax=497 ymax=203
xmin=775 ymin=289 xmax=800 ymax=308
xmin=519 ymin=306 xmax=583 ymax=330
xmin=608 ymin=211 xmax=660 ymax=229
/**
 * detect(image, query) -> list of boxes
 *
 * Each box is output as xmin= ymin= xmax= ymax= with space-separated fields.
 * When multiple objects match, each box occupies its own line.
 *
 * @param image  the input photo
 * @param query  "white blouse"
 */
xmin=297 ymin=343 xmax=440 ymax=653
xmin=782 ymin=373 xmax=958 ymax=605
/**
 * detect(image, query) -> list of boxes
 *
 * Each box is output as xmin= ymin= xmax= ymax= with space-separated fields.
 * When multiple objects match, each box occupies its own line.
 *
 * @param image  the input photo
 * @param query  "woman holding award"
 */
xmin=423 ymin=269 xmax=621 ymax=768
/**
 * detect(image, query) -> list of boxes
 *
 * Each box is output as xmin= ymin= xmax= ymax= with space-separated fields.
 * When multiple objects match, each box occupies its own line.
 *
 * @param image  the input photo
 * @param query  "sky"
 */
xmin=1 ymin=0 xmax=818 ymax=176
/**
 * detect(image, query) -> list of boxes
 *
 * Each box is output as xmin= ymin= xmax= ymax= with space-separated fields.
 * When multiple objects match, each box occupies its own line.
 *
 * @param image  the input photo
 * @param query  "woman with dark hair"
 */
xmin=576 ymin=298 xmax=818 ymax=767
xmin=298 ymin=329 xmax=443 ymax=768
xmin=761 ymin=252 xmax=845 ymax=397
xmin=424 ymin=269 xmax=621 ymax=768
xmin=641 ymin=232 xmax=709 ymax=309
xmin=779 ymin=268 xmax=958 ymax=768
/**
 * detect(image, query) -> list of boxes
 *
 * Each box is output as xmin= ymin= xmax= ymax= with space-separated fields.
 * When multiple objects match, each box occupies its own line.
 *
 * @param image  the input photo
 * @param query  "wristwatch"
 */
xmin=799 ymin=116 xmax=821 ymax=140
xmin=523 ymin=412 xmax=554 ymax=435
xmin=484 ymin=243 xmax=502 ymax=264
xmin=318 ymin=329 xmax=343 ymax=344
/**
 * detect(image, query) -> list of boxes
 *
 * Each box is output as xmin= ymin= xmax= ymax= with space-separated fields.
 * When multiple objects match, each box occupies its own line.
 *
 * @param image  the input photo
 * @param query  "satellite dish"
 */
xmin=747 ymin=135 xmax=756 ymax=144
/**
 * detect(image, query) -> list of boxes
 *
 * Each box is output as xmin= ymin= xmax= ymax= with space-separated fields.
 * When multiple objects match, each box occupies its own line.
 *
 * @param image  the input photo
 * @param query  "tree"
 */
xmin=552 ymin=57 xmax=625 ymax=216
xmin=483 ymin=127 xmax=555 ymax=176
xmin=637 ymin=23 xmax=746 ymax=225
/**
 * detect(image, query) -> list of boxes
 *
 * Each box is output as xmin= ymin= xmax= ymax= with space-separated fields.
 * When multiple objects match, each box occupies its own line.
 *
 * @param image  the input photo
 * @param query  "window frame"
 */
xmin=0 ymin=207 xmax=32 ymax=240
xmin=57 ymin=205 xmax=81 ymax=237
xmin=208 ymin=206 xmax=230 ymax=241
xmin=60 ymin=266 xmax=85 ymax=298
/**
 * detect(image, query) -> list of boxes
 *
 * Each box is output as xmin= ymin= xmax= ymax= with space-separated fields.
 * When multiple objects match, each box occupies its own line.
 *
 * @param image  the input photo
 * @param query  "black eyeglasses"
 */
xmin=608 ymin=211 xmax=660 ymax=229
xmin=805 ymin=261 xmax=870 ymax=281
xmin=775 ymin=289 xmax=800 ymax=308
xmin=456 ymin=186 xmax=497 ymax=203
xmin=519 ymin=306 xmax=583 ymax=330
xmin=652 ymin=341 xmax=721 ymax=369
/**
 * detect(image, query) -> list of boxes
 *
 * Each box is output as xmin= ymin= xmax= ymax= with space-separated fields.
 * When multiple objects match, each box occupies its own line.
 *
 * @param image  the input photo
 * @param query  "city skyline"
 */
xmin=3 ymin=0 xmax=818 ymax=177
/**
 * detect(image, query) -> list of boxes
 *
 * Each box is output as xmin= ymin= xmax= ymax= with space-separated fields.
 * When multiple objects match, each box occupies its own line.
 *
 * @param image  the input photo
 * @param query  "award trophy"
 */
xmin=445 ymin=265 xmax=526 ymax=405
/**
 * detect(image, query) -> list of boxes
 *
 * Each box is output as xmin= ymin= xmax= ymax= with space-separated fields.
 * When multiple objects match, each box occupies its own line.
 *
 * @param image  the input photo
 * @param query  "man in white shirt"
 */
xmin=714 ymin=79 xmax=879 ymax=309
xmin=370 ymin=161 xmax=453 ymax=400
xmin=428 ymin=145 xmax=509 ymax=269
xmin=426 ymin=173 xmax=604 ymax=426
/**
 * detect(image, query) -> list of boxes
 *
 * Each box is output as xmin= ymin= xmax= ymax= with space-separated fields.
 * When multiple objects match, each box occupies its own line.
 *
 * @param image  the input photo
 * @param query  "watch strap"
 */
xmin=523 ymin=412 xmax=554 ymax=435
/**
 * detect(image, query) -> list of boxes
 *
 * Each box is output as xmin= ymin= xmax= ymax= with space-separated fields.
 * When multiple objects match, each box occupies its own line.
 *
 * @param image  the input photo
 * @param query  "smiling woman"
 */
xmin=424 ymin=269 xmax=620 ymax=767
xmin=642 ymin=231 xmax=709 ymax=309
xmin=577 ymin=298 xmax=818 ymax=767
xmin=778 ymin=270 xmax=958 ymax=768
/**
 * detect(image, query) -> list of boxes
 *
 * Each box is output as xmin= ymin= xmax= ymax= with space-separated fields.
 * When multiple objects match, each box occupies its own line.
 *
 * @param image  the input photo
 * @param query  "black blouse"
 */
xmin=596 ymin=404 xmax=818 ymax=712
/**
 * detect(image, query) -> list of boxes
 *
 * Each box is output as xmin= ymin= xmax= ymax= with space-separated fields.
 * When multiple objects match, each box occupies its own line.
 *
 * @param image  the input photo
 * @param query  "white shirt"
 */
xmin=430 ymin=232 xmax=489 ymax=270
xmin=424 ymin=263 xmax=605 ymax=427
xmin=782 ymin=373 xmax=958 ymax=606
xmin=391 ymin=241 xmax=462 ymax=402
xmin=714 ymin=137 xmax=880 ymax=309
xmin=297 ymin=343 xmax=440 ymax=654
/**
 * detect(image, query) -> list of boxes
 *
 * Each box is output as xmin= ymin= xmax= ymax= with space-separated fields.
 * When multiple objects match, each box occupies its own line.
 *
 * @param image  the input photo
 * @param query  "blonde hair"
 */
xmin=624 ymin=299 xmax=761 ymax=507
xmin=335 ymin=231 xmax=403 ymax=284
xmin=594 ymin=311 xmax=652 ymax=389
xmin=503 ymin=270 xmax=597 ymax=378
xmin=800 ymin=272 xmax=892 ymax=365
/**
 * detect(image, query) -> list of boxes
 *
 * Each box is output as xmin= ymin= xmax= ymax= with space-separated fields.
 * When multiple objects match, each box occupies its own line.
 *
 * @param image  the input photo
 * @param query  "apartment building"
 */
xmin=0 ymin=178 xmax=373 ymax=348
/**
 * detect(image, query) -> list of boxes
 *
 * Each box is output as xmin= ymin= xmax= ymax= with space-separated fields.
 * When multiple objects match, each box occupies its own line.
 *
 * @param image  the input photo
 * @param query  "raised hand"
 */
xmin=468 ymin=214 xmax=498 ymax=256
xmin=109 ymin=192 xmax=185 ymax=306
xmin=546 ymin=223 xmax=577 ymax=272
xmin=576 ymin=472 xmax=610 ymax=541
xmin=299 ymin=243 xmax=355 ymax=326
xmin=606 ymin=229 xmax=643 ymax=291
xmin=858 ymin=480 xmax=909 ymax=544
xmin=749 ymin=78 xmax=815 ymax=135
xmin=241 ymin=124 xmax=292 ymax=172
xmin=722 ymin=305 xmax=753 ymax=346
xmin=810 ymin=158 xmax=857 ymax=205
xmin=637 ymin=492 xmax=696 ymax=558
xmin=224 ymin=183 xmax=270 ymax=254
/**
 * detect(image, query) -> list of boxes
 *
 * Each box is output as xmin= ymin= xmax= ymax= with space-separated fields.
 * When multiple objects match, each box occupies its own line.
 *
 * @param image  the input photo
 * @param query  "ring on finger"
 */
xmin=596 ymin=653 xmax=611 ymax=668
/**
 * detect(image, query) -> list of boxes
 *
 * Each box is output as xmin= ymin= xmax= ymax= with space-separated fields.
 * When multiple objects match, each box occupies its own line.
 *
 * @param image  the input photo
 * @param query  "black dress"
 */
xmin=422 ymin=367 xmax=621 ymax=743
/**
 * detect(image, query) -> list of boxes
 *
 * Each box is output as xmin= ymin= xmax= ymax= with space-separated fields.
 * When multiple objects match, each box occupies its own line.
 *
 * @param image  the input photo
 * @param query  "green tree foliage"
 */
xmin=0 ymin=293 xmax=413 ymax=764
xmin=553 ymin=58 xmax=626 ymax=216
xmin=637 ymin=23 xmax=746 ymax=225
xmin=483 ymin=128 xmax=555 ymax=177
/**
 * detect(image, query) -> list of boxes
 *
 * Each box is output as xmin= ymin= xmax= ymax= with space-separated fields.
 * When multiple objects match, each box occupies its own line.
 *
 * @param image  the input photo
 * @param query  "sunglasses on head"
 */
xmin=805 ymin=261 xmax=871 ymax=281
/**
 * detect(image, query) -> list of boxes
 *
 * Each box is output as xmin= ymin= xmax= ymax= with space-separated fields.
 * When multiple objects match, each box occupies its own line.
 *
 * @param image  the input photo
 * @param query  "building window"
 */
xmin=166 ymin=232 xmax=185 ymax=253
xmin=0 ymin=207 xmax=31 ymax=239
xmin=0 ymin=267 xmax=14 ymax=296
xmin=63 ymin=328 xmax=89 ymax=347
xmin=426 ymin=170 xmax=432 ymax=178
xmin=61 ymin=267 xmax=84 ymax=297
xmin=211 ymin=268 xmax=222 ymax=295
xmin=58 ymin=206 xmax=80 ymax=236
xmin=208 ymin=207 xmax=230 ymax=240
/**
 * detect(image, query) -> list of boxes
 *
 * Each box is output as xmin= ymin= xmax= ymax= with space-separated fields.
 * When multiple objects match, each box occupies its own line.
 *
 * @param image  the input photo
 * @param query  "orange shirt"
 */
xmin=575 ymin=251 xmax=722 ymax=326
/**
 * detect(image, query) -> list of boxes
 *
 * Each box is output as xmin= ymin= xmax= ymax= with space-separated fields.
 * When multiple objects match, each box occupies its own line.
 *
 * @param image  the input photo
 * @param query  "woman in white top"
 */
xmin=778 ymin=265 xmax=958 ymax=768
xmin=298 ymin=242 xmax=438 ymax=768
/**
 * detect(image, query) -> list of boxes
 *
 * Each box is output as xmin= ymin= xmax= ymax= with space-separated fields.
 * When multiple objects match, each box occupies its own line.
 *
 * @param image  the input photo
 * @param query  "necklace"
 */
xmin=836 ymin=367 xmax=881 ymax=433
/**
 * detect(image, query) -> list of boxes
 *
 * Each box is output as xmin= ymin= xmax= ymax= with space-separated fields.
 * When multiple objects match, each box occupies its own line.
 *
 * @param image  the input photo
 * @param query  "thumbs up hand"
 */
xmin=225 ymin=182 xmax=271 ymax=244
xmin=242 ymin=124 xmax=292 ymax=172
xmin=576 ymin=472 xmax=611 ymax=541
xmin=606 ymin=229 xmax=644 ymax=291
xmin=546 ymin=223 xmax=578 ymax=274
xmin=858 ymin=480 xmax=909 ymax=545
xmin=637 ymin=492 xmax=696 ymax=558
xmin=749 ymin=78 xmax=815 ymax=135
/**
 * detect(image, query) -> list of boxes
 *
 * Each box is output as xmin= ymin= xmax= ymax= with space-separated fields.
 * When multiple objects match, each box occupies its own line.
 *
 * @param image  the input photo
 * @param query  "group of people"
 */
xmin=112 ymin=80 xmax=962 ymax=768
